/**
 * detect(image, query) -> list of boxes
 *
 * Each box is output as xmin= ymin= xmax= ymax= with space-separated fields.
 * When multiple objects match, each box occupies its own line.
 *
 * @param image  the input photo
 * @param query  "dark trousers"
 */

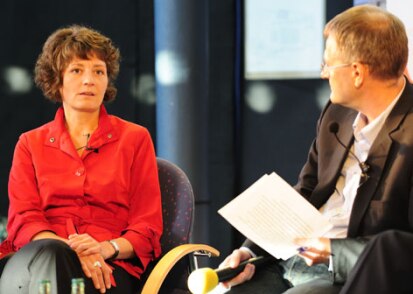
xmin=0 ymin=239 xmax=140 ymax=294
xmin=228 ymin=256 xmax=342 ymax=294
xmin=340 ymin=230 xmax=413 ymax=294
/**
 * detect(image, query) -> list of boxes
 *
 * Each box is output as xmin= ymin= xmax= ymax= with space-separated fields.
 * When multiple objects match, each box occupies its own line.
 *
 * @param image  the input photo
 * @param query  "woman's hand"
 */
xmin=78 ymin=253 xmax=112 ymax=293
xmin=219 ymin=249 xmax=255 ymax=289
xmin=68 ymin=234 xmax=114 ymax=293
xmin=295 ymin=237 xmax=332 ymax=266
xmin=67 ymin=233 xmax=102 ymax=256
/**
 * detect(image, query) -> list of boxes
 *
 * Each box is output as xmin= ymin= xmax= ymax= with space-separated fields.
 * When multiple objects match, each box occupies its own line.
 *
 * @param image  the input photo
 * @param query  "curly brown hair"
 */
xmin=34 ymin=25 xmax=120 ymax=103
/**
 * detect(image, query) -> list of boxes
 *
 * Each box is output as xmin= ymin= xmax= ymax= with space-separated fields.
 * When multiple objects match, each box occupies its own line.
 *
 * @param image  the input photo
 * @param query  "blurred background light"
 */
xmin=1 ymin=66 xmax=33 ymax=95
xmin=155 ymin=50 xmax=189 ymax=86
xmin=245 ymin=82 xmax=277 ymax=113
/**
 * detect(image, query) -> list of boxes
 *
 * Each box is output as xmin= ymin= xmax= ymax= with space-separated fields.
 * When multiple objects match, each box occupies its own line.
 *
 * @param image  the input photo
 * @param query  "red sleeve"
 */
xmin=121 ymin=128 xmax=163 ymax=269
xmin=6 ymin=134 xmax=56 ymax=251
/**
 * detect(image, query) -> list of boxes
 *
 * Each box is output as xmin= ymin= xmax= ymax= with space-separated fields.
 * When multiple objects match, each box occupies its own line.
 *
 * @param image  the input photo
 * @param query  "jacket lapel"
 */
xmin=348 ymin=82 xmax=413 ymax=236
xmin=311 ymin=108 xmax=357 ymax=209
xmin=330 ymin=111 xmax=357 ymax=177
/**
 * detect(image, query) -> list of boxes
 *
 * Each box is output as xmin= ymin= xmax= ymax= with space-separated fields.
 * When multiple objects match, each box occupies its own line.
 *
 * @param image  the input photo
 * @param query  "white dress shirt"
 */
xmin=321 ymin=83 xmax=405 ymax=238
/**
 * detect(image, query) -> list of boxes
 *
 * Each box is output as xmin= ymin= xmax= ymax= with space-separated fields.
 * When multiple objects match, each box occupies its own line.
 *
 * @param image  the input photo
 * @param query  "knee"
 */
xmin=375 ymin=229 xmax=397 ymax=240
xmin=36 ymin=238 xmax=71 ymax=252
xmin=22 ymin=239 xmax=73 ymax=257
xmin=370 ymin=229 xmax=413 ymax=250
xmin=374 ymin=229 xmax=407 ymax=242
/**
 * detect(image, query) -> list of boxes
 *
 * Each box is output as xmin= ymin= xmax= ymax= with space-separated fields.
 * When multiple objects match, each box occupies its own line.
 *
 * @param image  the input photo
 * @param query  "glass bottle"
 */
xmin=71 ymin=278 xmax=85 ymax=294
xmin=38 ymin=279 xmax=51 ymax=294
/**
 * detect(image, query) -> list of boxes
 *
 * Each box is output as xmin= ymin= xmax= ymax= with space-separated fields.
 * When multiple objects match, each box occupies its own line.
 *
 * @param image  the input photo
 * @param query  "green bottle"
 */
xmin=71 ymin=278 xmax=85 ymax=294
xmin=38 ymin=279 xmax=51 ymax=294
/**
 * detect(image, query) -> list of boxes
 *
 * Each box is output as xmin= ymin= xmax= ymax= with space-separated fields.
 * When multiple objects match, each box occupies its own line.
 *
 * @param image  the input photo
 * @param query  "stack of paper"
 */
xmin=218 ymin=172 xmax=333 ymax=260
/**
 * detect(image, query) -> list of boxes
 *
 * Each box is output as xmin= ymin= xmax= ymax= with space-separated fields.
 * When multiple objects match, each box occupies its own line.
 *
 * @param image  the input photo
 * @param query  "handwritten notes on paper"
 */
xmin=218 ymin=172 xmax=333 ymax=260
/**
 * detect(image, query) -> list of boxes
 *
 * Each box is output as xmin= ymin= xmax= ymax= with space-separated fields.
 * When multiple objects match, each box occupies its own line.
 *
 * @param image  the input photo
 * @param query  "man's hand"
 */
xmin=218 ymin=248 xmax=255 ymax=289
xmin=295 ymin=237 xmax=332 ymax=266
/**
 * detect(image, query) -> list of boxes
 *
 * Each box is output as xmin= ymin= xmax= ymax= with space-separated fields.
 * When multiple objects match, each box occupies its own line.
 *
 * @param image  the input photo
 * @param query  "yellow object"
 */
xmin=187 ymin=267 xmax=219 ymax=294
xmin=140 ymin=244 xmax=220 ymax=294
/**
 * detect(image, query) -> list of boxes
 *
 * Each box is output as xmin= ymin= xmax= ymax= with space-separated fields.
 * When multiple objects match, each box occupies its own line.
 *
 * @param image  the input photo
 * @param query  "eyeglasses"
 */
xmin=320 ymin=63 xmax=351 ymax=75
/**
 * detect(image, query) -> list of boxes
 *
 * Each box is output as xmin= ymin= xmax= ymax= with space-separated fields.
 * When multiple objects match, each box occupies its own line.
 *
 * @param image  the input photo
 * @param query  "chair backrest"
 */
xmin=157 ymin=158 xmax=194 ymax=253
xmin=141 ymin=159 xmax=220 ymax=294
xmin=151 ymin=158 xmax=195 ymax=293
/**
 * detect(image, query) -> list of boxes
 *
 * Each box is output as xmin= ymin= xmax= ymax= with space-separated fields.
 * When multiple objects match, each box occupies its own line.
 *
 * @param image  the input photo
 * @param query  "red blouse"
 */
xmin=0 ymin=105 xmax=163 ymax=279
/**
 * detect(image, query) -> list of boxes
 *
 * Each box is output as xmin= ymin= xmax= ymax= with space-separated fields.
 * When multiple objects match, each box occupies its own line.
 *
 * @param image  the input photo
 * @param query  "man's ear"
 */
xmin=352 ymin=62 xmax=365 ymax=88
xmin=404 ymin=68 xmax=412 ymax=84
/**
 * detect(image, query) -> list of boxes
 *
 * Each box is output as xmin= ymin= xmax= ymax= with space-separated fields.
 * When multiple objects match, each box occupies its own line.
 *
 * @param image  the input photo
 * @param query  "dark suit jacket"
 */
xmin=244 ymin=80 xmax=413 ymax=282
xmin=340 ymin=230 xmax=413 ymax=293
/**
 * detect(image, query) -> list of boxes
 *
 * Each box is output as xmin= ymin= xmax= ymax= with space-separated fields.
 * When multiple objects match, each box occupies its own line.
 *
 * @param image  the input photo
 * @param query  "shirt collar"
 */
xmin=353 ymin=79 xmax=406 ymax=145
xmin=46 ymin=104 xmax=118 ymax=154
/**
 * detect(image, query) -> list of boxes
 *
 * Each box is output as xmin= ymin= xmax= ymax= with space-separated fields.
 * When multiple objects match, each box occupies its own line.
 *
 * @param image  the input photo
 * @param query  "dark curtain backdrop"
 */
xmin=0 ymin=0 xmax=353 ymax=263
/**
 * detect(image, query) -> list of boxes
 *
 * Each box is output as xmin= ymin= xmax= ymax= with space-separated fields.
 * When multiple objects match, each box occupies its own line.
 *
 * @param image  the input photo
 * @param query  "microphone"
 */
xmin=187 ymin=256 xmax=270 ymax=294
xmin=80 ymin=134 xmax=99 ymax=153
xmin=329 ymin=122 xmax=370 ymax=181
xmin=85 ymin=146 xmax=99 ymax=153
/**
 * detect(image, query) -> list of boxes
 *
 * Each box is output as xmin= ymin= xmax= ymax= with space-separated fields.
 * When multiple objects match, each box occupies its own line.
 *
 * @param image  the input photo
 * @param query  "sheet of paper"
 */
xmin=218 ymin=172 xmax=333 ymax=260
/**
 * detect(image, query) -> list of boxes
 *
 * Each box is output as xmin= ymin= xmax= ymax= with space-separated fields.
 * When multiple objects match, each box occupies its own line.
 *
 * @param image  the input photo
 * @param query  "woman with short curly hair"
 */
xmin=0 ymin=25 xmax=162 ymax=294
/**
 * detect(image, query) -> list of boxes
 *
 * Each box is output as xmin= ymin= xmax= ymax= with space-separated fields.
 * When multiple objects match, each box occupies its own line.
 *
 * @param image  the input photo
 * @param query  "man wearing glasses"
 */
xmin=221 ymin=5 xmax=413 ymax=294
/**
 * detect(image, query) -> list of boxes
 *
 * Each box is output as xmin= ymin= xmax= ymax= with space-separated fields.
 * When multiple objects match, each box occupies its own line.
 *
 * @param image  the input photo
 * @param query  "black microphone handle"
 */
xmin=215 ymin=256 xmax=271 ymax=282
